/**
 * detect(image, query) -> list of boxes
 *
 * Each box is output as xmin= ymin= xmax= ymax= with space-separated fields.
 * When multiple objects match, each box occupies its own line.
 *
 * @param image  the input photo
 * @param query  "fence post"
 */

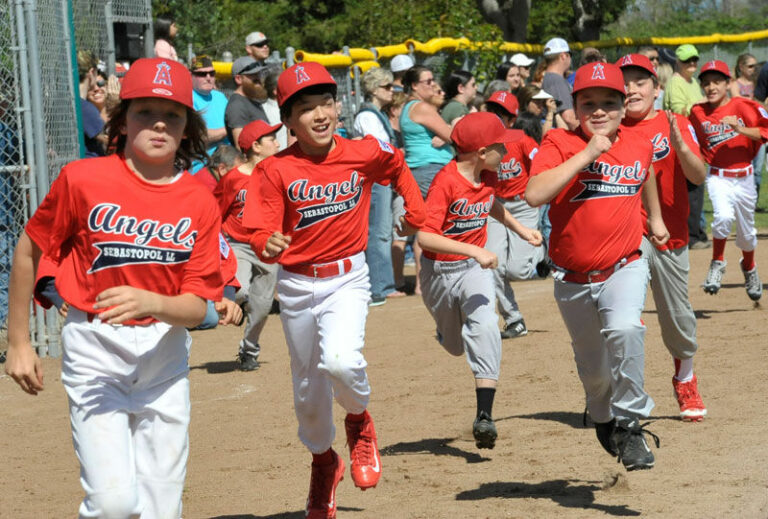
xmin=104 ymin=1 xmax=116 ymax=75
xmin=285 ymin=47 xmax=295 ymax=67
xmin=144 ymin=0 xmax=154 ymax=58
xmin=353 ymin=64 xmax=362 ymax=115
xmin=22 ymin=0 xmax=50 ymax=356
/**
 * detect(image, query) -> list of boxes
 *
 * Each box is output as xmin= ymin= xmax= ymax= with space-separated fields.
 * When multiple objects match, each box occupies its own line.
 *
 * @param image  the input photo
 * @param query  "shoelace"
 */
xmin=678 ymin=381 xmax=704 ymax=407
xmin=615 ymin=422 xmax=661 ymax=464
xmin=348 ymin=422 xmax=375 ymax=464
xmin=745 ymin=269 xmax=761 ymax=291
xmin=707 ymin=264 xmax=725 ymax=284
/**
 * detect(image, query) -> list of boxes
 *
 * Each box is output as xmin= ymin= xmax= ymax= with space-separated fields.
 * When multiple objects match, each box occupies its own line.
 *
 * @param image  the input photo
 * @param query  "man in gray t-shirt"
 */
xmin=540 ymin=37 xmax=578 ymax=130
xmin=225 ymin=56 xmax=269 ymax=146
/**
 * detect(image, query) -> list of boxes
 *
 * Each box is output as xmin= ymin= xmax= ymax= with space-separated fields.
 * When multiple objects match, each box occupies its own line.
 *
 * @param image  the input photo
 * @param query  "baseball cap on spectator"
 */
xmin=277 ymin=62 xmax=337 ymax=107
xmin=245 ymin=31 xmax=268 ymax=46
xmin=572 ymin=62 xmax=625 ymax=96
xmin=120 ymin=57 xmax=193 ymax=109
xmin=189 ymin=55 xmax=214 ymax=72
xmin=532 ymin=89 xmax=554 ymax=100
xmin=543 ymin=37 xmax=570 ymax=57
xmin=658 ymin=48 xmax=677 ymax=67
xmin=675 ymin=44 xmax=699 ymax=62
xmin=616 ymin=54 xmax=657 ymax=78
xmin=510 ymin=53 xmax=535 ymax=67
xmin=450 ymin=112 xmax=515 ymax=154
xmin=698 ymin=60 xmax=731 ymax=79
xmin=486 ymin=91 xmax=519 ymax=116
xmin=232 ymin=56 xmax=264 ymax=76
xmin=390 ymin=54 xmax=414 ymax=73
xmin=238 ymin=119 xmax=283 ymax=152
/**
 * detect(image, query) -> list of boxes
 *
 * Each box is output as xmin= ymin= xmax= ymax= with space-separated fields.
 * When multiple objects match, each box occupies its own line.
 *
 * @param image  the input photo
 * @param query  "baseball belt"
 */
xmin=283 ymin=258 xmax=354 ymax=278
xmin=709 ymin=164 xmax=753 ymax=178
xmin=555 ymin=249 xmax=642 ymax=284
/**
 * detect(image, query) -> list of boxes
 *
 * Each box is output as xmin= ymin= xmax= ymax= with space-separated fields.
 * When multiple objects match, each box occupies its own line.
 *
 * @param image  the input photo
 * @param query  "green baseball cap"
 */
xmin=675 ymin=44 xmax=699 ymax=62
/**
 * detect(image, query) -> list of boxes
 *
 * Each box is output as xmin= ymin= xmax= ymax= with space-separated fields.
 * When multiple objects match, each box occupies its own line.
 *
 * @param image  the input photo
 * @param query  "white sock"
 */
xmin=674 ymin=357 xmax=694 ymax=382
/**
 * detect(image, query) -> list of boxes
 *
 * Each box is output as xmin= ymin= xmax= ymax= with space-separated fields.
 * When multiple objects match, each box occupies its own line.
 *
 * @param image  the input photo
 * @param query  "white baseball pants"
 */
xmin=706 ymin=173 xmax=758 ymax=251
xmin=61 ymin=308 xmax=191 ymax=519
xmin=277 ymin=252 xmax=371 ymax=454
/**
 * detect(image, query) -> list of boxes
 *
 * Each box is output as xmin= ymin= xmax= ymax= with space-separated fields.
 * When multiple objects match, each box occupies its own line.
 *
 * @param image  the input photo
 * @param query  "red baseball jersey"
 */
xmin=495 ymin=130 xmax=539 ymax=200
xmin=621 ymin=111 xmax=702 ymax=250
xmin=243 ymin=135 xmax=426 ymax=266
xmin=689 ymin=97 xmax=768 ymax=169
xmin=422 ymin=161 xmax=497 ymax=262
xmin=25 ymin=155 xmax=224 ymax=325
xmin=193 ymin=167 xmax=218 ymax=191
xmin=214 ymin=167 xmax=254 ymax=244
xmin=530 ymin=128 xmax=652 ymax=272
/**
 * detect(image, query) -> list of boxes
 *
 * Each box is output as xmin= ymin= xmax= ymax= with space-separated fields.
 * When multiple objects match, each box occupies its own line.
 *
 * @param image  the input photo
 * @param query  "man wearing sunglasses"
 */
xmin=225 ymin=56 xmax=270 ymax=147
xmin=245 ymin=31 xmax=271 ymax=62
xmin=190 ymin=55 xmax=230 ymax=173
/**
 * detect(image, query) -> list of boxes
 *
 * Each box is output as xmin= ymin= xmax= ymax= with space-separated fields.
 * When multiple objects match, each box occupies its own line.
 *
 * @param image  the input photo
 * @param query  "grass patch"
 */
xmin=702 ymin=165 xmax=768 ymax=232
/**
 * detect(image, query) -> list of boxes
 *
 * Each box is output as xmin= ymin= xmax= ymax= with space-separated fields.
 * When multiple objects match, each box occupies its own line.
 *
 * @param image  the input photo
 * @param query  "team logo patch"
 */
xmin=687 ymin=124 xmax=699 ymax=145
xmin=153 ymin=62 xmax=173 ymax=86
xmin=151 ymin=88 xmax=173 ymax=97
xmin=650 ymin=132 xmax=670 ymax=162
xmin=376 ymin=138 xmax=394 ymax=154
xmin=571 ymin=160 xmax=646 ymax=202
xmin=529 ymin=147 xmax=539 ymax=160
xmin=497 ymin=92 xmax=507 ymax=102
xmin=759 ymin=107 xmax=768 ymax=120
xmin=287 ymin=171 xmax=364 ymax=230
xmin=444 ymin=197 xmax=492 ymax=235
xmin=235 ymin=188 xmax=247 ymax=219
xmin=219 ymin=233 xmax=231 ymax=258
xmin=619 ymin=55 xmax=633 ymax=66
xmin=295 ymin=65 xmax=311 ymax=84
xmin=87 ymin=203 xmax=197 ymax=273
xmin=591 ymin=63 xmax=605 ymax=80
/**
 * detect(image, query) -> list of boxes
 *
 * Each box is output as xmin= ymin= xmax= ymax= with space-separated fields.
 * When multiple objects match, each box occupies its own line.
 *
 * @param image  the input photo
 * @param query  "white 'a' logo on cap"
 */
xmin=153 ymin=62 xmax=173 ymax=86
xmin=706 ymin=60 xmax=716 ymax=70
xmin=498 ymin=92 xmax=507 ymax=102
xmin=620 ymin=55 xmax=633 ymax=66
xmin=295 ymin=65 xmax=311 ymax=84
xmin=591 ymin=62 xmax=605 ymax=80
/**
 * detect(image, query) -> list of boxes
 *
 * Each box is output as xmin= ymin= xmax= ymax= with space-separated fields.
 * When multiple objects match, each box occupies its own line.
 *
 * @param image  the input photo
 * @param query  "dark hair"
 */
xmin=512 ymin=111 xmax=543 ymax=143
xmin=154 ymin=15 xmax=175 ymax=42
xmin=402 ymin=65 xmax=432 ymax=94
xmin=495 ymin=62 xmax=518 ymax=81
xmin=279 ymin=84 xmax=337 ymax=121
xmin=105 ymin=99 xmax=207 ymax=171
xmin=264 ymin=69 xmax=280 ymax=99
xmin=443 ymin=70 xmax=473 ymax=99
xmin=485 ymin=102 xmax=514 ymax=121
xmin=573 ymin=89 xmax=625 ymax=109
xmin=516 ymin=84 xmax=541 ymax=110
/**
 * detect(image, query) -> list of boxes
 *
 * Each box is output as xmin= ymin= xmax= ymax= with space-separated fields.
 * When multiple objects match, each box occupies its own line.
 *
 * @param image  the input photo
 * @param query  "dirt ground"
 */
xmin=2 ymin=237 xmax=768 ymax=519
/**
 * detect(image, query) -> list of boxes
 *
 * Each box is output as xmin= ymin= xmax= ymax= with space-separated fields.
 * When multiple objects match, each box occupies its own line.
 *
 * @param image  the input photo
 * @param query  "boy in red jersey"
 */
xmin=418 ymin=112 xmax=542 ymax=449
xmin=618 ymin=53 xmax=709 ymax=422
xmin=689 ymin=60 xmax=768 ymax=301
xmin=484 ymin=91 xmax=548 ymax=339
xmin=5 ymin=58 xmax=223 ymax=517
xmin=215 ymin=119 xmax=282 ymax=370
xmin=241 ymin=62 xmax=425 ymax=519
xmin=527 ymin=62 xmax=669 ymax=472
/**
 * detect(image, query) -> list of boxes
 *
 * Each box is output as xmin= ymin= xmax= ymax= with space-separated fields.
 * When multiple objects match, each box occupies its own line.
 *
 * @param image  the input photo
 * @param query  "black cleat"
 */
xmin=611 ymin=418 xmax=660 ymax=471
xmin=473 ymin=411 xmax=497 ymax=449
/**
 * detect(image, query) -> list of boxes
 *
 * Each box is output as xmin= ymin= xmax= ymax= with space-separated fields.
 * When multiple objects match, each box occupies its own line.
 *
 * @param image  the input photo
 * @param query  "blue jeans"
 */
xmin=365 ymin=182 xmax=396 ymax=299
xmin=753 ymin=143 xmax=765 ymax=194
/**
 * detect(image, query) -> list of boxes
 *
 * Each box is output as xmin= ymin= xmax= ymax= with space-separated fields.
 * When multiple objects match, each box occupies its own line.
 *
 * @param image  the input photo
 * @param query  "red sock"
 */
xmin=346 ymin=411 xmax=367 ymax=422
xmin=712 ymin=238 xmax=727 ymax=261
xmin=742 ymin=250 xmax=755 ymax=271
xmin=312 ymin=449 xmax=334 ymax=465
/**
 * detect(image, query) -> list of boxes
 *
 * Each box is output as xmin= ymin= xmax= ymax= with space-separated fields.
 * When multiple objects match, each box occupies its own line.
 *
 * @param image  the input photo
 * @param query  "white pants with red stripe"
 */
xmin=707 ymin=172 xmax=758 ymax=251
xmin=61 ymin=308 xmax=190 ymax=519
xmin=277 ymin=252 xmax=371 ymax=454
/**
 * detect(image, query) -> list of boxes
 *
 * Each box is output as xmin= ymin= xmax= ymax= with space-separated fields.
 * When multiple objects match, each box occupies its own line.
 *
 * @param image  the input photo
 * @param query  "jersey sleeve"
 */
xmin=746 ymin=99 xmax=768 ymax=142
xmin=362 ymin=136 xmax=427 ymax=230
xmin=245 ymin=163 xmax=283 ymax=263
xmin=180 ymin=198 xmax=224 ymax=301
xmin=687 ymin=107 xmax=708 ymax=148
xmin=218 ymin=233 xmax=240 ymax=290
xmin=213 ymin=171 xmax=235 ymax=218
xmin=530 ymin=132 xmax=567 ymax=176
xmin=422 ymin=174 xmax=451 ymax=234
xmin=25 ymin=166 xmax=79 ymax=261
xmin=523 ymin=136 xmax=539 ymax=170
xmin=675 ymin=114 xmax=702 ymax=158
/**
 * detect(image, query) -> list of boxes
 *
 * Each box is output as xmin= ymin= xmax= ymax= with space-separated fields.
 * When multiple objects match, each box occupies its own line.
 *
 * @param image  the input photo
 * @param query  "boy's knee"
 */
xmin=85 ymin=487 xmax=140 ymax=519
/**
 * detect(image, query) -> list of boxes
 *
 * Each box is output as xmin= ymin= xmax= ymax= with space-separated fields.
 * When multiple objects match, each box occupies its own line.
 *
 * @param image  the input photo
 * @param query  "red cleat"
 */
xmin=673 ymin=375 xmax=707 ymax=422
xmin=344 ymin=410 xmax=382 ymax=490
xmin=306 ymin=449 xmax=345 ymax=519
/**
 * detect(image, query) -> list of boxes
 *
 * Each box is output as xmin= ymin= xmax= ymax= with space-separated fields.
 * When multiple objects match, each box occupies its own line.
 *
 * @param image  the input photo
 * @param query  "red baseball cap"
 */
xmin=277 ymin=62 xmax=337 ymax=107
xmin=451 ymin=112 xmax=515 ymax=154
xmin=699 ymin=60 xmax=731 ymax=79
xmin=120 ymin=58 xmax=193 ymax=109
xmin=616 ymin=54 xmax=657 ymax=78
xmin=572 ymin=62 xmax=626 ymax=96
xmin=486 ymin=91 xmax=519 ymax=116
xmin=238 ymin=119 xmax=283 ymax=152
